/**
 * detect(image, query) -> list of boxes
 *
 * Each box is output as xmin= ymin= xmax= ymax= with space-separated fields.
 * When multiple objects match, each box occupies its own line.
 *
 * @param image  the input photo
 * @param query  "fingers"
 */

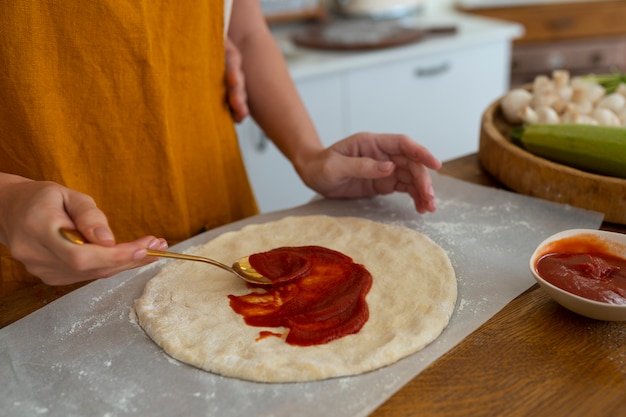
xmin=374 ymin=133 xmax=442 ymax=170
xmin=335 ymin=157 xmax=397 ymax=182
xmin=1 ymin=179 xmax=170 ymax=286
xmin=362 ymin=133 xmax=439 ymax=212
xmin=330 ymin=132 xmax=441 ymax=173
xmin=315 ymin=133 xmax=440 ymax=213
xmin=395 ymin=164 xmax=437 ymax=213
xmin=225 ymin=37 xmax=249 ymax=123
xmin=36 ymin=235 xmax=169 ymax=286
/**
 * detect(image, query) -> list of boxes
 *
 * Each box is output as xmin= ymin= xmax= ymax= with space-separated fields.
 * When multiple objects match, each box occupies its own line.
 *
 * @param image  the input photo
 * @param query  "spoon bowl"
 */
xmin=59 ymin=228 xmax=273 ymax=285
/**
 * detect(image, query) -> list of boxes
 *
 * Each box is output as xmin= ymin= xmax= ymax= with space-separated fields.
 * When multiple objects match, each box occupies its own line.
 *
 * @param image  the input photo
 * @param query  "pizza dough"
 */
xmin=134 ymin=215 xmax=457 ymax=382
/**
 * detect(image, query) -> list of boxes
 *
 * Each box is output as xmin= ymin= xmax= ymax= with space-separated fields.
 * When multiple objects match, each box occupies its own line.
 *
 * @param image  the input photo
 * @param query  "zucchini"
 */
xmin=513 ymin=124 xmax=626 ymax=179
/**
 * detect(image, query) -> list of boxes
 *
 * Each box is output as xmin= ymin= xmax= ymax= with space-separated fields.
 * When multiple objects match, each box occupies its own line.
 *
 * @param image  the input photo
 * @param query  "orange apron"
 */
xmin=0 ymin=1 xmax=258 ymax=296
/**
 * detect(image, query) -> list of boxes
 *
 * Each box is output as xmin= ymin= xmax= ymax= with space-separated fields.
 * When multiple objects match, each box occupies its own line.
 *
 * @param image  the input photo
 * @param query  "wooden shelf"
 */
xmin=265 ymin=6 xmax=327 ymax=25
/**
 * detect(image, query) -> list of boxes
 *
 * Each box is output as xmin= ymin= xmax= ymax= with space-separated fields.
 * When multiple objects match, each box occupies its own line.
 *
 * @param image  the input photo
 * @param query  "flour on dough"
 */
xmin=134 ymin=215 xmax=457 ymax=382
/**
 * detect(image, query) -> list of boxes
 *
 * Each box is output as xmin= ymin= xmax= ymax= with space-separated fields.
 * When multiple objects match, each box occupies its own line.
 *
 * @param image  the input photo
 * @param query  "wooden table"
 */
xmin=371 ymin=153 xmax=626 ymax=417
xmin=2 ymin=154 xmax=626 ymax=416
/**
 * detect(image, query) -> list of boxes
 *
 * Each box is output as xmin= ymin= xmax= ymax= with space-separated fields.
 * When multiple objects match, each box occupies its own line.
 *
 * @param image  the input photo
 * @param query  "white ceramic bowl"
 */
xmin=530 ymin=229 xmax=626 ymax=321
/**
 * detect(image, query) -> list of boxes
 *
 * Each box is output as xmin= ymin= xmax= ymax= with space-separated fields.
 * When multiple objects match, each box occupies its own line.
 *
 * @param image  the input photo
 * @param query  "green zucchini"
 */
xmin=512 ymin=124 xmax=626 ymax=179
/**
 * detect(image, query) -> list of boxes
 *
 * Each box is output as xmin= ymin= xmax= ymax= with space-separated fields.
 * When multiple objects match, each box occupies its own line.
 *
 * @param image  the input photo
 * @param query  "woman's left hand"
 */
xmin=225 ymin=37 xmax=249 ymax=123
xmin=297 ymin=132 xmax=442 ymax=213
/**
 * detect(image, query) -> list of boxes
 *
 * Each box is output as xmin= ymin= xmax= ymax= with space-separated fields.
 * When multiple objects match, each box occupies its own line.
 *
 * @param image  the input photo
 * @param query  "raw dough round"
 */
xmin=134 ymin=215 xmax=457 ymax=382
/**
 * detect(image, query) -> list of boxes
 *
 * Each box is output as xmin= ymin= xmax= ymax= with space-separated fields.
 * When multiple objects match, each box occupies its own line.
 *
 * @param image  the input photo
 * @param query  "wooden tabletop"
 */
xmin=2 ymin=154 xmax=626 ymax=417
xmin=371 ymin=153 xmax=626 ymax=417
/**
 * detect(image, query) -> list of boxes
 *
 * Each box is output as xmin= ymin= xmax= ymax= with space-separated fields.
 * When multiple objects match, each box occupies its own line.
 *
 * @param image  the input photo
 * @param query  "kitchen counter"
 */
xmin=2 ymin=153 xmax=617 ymax=417
xmin=273 ymin=11 xmax=524 ymax=81
xmin=372 ymin=153 xmax=626 ymax=417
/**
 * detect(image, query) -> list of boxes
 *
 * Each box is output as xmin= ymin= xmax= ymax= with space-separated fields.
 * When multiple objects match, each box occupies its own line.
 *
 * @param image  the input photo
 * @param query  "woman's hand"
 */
xmin=296 ymin=132 xmax=442 ymax=213
xmin=0 ymin=177 xmax=167 ymax=286
xmin=225 ymin=36 xmax=249 ymax=123
xmin=226 ymin=2 xmax=440 ymax=213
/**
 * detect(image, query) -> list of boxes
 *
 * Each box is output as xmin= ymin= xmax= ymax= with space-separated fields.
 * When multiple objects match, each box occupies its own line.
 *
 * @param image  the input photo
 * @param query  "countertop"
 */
xmin=272 ymin=11 xmax=524 ymax=80
xmin=0 ymin=157 xmax=609 ymax=417
xmin=371 ymin=153 xmax=626 ymax=417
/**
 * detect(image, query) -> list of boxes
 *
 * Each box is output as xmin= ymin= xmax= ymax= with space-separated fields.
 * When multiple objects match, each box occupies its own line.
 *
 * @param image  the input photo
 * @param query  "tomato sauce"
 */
xmin=535 ymin=235 xmax=626 ymax=305
xmin=228 ymin=246 xmax=372 ymax=346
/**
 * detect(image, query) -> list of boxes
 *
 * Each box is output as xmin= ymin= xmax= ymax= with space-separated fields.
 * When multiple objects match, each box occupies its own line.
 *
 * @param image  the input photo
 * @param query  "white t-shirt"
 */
xmin=224 ymin=0 xmax=233 ymax=36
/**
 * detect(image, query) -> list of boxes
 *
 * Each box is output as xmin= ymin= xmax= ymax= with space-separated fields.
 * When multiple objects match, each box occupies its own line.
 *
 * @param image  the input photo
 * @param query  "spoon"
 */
xmin=58 ymin=228 xmax=273 ymax=285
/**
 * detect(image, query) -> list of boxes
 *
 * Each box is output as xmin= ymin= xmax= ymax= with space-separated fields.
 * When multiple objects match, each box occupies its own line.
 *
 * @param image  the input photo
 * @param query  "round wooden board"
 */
xmin=291 ymin=20 xmax=425 ymax=51
xmin=291 ymin=20 xmax=456 ymax=51
xmin=478 ymin=98 xmax=626 ymax=225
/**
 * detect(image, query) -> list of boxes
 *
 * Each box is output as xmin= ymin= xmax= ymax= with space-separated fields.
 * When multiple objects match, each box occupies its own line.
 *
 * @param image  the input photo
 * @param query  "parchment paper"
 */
xmin=0 ymin=173 xmax=603 ymax=417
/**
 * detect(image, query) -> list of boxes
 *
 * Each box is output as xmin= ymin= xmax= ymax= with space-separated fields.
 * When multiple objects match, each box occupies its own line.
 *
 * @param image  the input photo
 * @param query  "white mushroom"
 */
xmin=556 ymin=85 xmax=573 ymax=103
xmin=533 ymin=75 xmax=554 ymax=96
xmin=521 ymin=105 xmax=559 ymax=125
xmin=548 ymin=70 xmax=573 ymax=104
xmin=566 ymin=101 xmax=593 ymax=116
xmin=592 ymin=108 xmax=621 ymax=126
xmin=552 ymin=70 xmax=570 ymax=89
xmin=535 ymin=106 xmax=561 ymax=124
xmin=503 ymin=70 xmax=626 ymax=127
xmin=500 ymin=88 xmax=532 ymax=124
xmin=581 ymin=115 xmax=599 ymax=125
xmin=520 ymin=105 xmax=538 ymax=125
xmin=616 ymin=106 xmax=626 ymax=125
xmin=571 ymin=77 xmax=606 ymax=103
xmin=590 ymin=85 xmax=606 ymax=103
xmin=561 ymin=108 xmax=598 ymax=125
xmin=596 ymin=93 xmax=626 ymax=113
xmin=530 ymin=90 xmax=561 ymax=110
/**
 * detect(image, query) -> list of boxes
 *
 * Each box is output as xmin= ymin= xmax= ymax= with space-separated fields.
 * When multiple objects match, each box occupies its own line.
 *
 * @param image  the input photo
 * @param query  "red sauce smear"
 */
xmin=255 ymin=331 xmax=283 ymax=342
xmin=535 ymin=234 xmax=626 ymax=305
xmin=228 ymin=246 xmax=373 ymax=346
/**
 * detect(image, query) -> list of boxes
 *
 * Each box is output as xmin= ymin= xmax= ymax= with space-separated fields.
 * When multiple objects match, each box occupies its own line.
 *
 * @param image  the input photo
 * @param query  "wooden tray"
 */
xmin=478 ymin=98 xmax=626 ymax=225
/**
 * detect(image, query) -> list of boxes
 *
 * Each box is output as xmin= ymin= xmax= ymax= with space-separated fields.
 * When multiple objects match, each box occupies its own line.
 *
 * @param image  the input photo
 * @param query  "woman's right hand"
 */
xmin=0 ymin=176 xmax=167 ymax=285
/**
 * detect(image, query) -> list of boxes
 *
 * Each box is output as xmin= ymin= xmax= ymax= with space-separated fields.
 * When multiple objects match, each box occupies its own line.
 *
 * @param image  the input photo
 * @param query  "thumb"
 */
xmin=63 ymin=191 xmax=116 ymax=247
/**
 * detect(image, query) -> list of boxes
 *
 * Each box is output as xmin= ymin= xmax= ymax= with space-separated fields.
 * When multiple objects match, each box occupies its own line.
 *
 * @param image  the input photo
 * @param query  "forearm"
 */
xmin=228 ymin=1 xmax=324 ymax=174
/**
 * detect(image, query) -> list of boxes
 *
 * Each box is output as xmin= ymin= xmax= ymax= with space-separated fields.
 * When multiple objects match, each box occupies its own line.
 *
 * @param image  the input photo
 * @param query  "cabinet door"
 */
xmin=237 ymin=73 xmax=344 ymax=213
xmin=297 ymin=73 xmax=348 ymax=144
xmin=346 ymin=41 xmax=510 ymax=162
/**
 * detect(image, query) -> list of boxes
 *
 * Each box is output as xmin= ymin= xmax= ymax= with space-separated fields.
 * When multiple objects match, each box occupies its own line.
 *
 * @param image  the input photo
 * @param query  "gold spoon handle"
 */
xmin=60 ymin=227 xmax=235 ymax=273
xmin=59 ymin=227 xmax=271 ymax=285
xmin=145 ymin=249 xmax=235 ymax=274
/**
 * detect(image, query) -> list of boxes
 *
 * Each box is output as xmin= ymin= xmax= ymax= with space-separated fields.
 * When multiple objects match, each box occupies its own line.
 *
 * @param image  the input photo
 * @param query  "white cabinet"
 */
xmin=346 ymin=42 xmax=509 ymax=162
xmin=237 ymin=73 xmax=345 ymax=213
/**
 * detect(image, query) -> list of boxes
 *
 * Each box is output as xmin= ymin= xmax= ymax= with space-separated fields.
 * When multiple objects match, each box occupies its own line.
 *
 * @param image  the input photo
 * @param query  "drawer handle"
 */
xmin=590 ymin=51 xmax=604 ymax=65
xmin=255 ymin=131 xmax=268 ymax=152
xmin=414 ymin=62 xmax=450 ymax=78
xmin=548 ymin=17 xmax=574 ymax=31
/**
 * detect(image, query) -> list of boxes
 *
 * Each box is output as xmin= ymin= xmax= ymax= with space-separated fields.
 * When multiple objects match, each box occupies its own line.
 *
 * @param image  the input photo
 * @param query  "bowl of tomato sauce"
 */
xmin=530 ymin=229 xmax=626 ymax=321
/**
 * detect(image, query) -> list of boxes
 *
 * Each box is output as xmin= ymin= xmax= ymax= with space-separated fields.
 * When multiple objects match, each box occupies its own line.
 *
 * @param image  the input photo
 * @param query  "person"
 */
xmin=0 ymin=0 xmax=440 ymax=300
